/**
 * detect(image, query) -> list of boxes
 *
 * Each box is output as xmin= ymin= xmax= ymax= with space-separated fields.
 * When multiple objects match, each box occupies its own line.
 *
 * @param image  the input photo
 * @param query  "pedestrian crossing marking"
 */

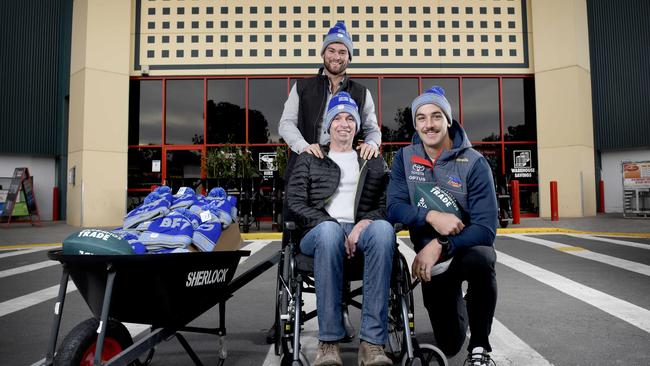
xmin=0 ymin=246 xmax=57 ymax=259
xmin=497 ymin=250 xmax=650 ymax=334
xmin=506 ymin=234 xmax=650 ymax=277
xmin=567 ymin=234 xmax=650 ymax=250
xmin=0 ymin=260 xmax=59 ymax=279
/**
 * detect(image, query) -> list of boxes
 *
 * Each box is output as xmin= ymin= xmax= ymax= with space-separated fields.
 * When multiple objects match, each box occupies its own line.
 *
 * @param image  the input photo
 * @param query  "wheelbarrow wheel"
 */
xmin=54 ymin=318 xmax=134 ymax=366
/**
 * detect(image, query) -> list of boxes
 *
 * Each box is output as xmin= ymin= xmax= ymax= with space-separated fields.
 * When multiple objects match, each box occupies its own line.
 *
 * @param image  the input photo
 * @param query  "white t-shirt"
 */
xmin=325 ymin=150 xmax=359 ymax=223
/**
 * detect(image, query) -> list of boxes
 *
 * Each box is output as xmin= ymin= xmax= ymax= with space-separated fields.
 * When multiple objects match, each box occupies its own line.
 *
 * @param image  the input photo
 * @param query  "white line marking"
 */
xmin=506 ymin=234 xmax=650 ymax=277
xmin=0 ymin=260 xmax=60 ymax=279
xmin=497 ymin=250 xmax=650 ymax=333
xmin=567 ymin=234 xmax=650 ymax=250
xmin=489 ymin=318 xmax=554 ymax=366
xmin=397 ymin=238 xmax=416 ymax=276
xmin=0 ymin=282 xmax=78 ymax=318
xmin=0 ymin=246 xmax=57 ymax=258
xmin=239 ymin=240 xmax=273 ymax=264
xmin=124 ymin=322 xmax=152 ymax=339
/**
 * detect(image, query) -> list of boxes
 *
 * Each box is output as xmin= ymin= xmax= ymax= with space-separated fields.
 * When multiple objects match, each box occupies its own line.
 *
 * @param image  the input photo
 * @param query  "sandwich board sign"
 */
xmin=622 ymin=161 xmax=650 ymax=218
xmin=1 ymin=167 xmax=41 ymax=226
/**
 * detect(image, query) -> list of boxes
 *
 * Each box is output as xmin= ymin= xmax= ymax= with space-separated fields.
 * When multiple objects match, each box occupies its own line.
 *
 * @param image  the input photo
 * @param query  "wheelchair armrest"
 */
xmin=393 ymin=223 xmax=408 ymax=233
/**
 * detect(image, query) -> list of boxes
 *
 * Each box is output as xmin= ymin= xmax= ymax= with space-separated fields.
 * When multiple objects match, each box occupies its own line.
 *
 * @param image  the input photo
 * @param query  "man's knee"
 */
xmin=314 ymin=221 xmax=346 ymax=249
xmin=461 ymin=246 xmax=496 ymax=274
xmin=301 ymin=221 xmax=346 ymax=256
xmin=364 ymin=220 xmax=395 ymax=252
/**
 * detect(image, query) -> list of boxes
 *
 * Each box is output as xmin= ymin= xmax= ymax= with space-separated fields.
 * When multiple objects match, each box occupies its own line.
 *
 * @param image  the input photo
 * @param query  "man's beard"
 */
xmin=324 ymin=58 xmax=348 ymax=76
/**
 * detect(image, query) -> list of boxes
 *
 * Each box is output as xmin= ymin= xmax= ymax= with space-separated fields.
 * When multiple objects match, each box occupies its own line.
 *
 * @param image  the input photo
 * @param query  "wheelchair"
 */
xmin=273 ymin=222 xmax=447 ymax=366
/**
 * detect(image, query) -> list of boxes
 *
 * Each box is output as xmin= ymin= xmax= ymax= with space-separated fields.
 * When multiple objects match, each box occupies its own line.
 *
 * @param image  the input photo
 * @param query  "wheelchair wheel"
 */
xmin=274 ymin=249 xmax=291 ymax=355
xmin=280 ymin=351 xmax=309 ymax=366
xmin=401 ymin=344 xmax=448 ymax=366
xmin=276 ymin=247 xmax=296 ymax=356
xmin=54 ymin=318 xmax=135 ymax=366
xmin=385 ymin=253 xmax=415 ymax=361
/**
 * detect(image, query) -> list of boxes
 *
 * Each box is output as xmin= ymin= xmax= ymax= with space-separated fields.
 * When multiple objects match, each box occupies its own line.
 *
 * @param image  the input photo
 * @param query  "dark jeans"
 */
xmin=420 ymin=245 xmax=497 ymax=356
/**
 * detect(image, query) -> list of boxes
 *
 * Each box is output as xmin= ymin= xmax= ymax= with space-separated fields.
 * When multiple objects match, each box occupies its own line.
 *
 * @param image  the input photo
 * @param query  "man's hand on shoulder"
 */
xmin=425 ymin=210 xmax=464 ymax=236
xmin=356 ymin=143 xmax=379 ymax=160
xmin=302 ymin=143 xmax=324 ymax=159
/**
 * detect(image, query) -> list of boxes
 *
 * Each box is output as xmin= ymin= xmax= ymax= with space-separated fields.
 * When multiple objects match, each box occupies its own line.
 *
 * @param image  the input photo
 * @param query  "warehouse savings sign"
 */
xmin=511 ymin=150 xmax=536 ymax=179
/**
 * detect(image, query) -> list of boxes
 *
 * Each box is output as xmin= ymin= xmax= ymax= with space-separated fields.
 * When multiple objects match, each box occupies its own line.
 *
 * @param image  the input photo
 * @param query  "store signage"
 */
xmin=623 ymin=161 xmax=650 ymax=188
xmin=622 ymin=161 xmax=650 ymax=217
xmin=0 ymin=167 xmax=40 ymax=224
xmin=511 ymin=150 xmax=535 ymax=178
xmin=259 ymin=153 xmax=277 ymax=177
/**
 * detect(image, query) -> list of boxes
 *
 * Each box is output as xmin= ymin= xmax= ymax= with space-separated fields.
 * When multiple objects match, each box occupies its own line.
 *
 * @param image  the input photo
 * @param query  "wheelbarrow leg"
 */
xmin=45 ymin=267 xmax=70 ymax=364
xmin=217 ymin=301 xmax=228 ymax=363
xmin=175 ymin=333 xmax=205 ymax=366
xmin=94 ymin=269 xmax=117 ymax=366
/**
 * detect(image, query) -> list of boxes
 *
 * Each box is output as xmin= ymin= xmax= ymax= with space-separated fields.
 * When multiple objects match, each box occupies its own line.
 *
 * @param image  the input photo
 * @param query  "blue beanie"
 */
xmin=324 ymin=92 xmax=361 ymax=134
xmin=411 ymin=86 xmax=453 ymax=128
xmin=321 ymin=21 xmax=354 ymax=61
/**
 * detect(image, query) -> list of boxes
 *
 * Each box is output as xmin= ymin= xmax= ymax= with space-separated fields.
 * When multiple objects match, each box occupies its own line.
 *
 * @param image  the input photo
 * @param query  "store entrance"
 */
xmin=163 ymin=147 xmax=205 ymax=195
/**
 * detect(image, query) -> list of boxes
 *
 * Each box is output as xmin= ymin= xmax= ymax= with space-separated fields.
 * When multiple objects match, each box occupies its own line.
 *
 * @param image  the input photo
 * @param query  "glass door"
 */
xmin=163 ymin=147 xmax=205 ymax=195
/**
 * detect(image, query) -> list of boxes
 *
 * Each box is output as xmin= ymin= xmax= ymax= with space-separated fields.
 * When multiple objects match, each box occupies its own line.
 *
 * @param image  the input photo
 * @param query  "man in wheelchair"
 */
xmin=286 ymin=92 xmax=394 ymax=366
xmin=387 ymin=86 xmax=499 ymax=366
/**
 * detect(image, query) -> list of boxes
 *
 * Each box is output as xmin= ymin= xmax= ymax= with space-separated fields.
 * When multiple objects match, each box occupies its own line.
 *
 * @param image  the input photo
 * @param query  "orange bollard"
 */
xmin=550 ymin=181 xmax=559 ymax=221
xmin=510 ymin=180 xmax=520 ymax=224
xmin=598 ymin=180 xmax=605 ymax=213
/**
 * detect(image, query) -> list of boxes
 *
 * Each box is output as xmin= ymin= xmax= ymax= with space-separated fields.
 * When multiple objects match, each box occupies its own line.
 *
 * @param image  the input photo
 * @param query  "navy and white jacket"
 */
xmin=386 ymin=123 xmax=498 ymax=253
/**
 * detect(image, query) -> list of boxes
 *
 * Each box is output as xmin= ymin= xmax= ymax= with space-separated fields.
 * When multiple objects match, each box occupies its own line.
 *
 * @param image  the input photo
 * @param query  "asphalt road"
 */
xmin=1 ymin=233 xmax=649 ymax=366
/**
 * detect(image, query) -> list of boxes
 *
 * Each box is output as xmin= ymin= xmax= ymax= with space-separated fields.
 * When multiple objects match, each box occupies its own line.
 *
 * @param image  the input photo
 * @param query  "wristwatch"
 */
xmin=437 ymin=236 xmax=450 ymax=253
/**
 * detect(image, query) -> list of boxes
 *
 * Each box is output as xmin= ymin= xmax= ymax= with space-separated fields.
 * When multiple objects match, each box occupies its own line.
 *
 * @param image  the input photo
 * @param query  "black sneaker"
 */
xmin=464 ymin=347 xmax=496 ymax=366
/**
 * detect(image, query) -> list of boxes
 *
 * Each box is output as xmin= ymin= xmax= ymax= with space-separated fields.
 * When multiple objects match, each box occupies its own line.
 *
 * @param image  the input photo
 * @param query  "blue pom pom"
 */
xmin=426 ymin=86 xmax=446 ymax=97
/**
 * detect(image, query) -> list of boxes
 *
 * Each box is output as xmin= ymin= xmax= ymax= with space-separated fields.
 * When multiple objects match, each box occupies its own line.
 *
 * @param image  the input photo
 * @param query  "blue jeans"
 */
xmin=300 ymin=220 xmax=395 ymax=345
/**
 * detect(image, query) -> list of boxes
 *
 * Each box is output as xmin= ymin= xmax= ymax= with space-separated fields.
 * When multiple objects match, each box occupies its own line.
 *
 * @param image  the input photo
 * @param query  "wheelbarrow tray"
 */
xmin=47 ymin=250 xmax=250 ymax=327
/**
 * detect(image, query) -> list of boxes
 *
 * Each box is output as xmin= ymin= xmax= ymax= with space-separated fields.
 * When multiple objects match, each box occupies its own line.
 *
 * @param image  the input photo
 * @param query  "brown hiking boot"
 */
xmin=358 ymin=340 xmax=392 ymax=366
xmin=314 ymin=341 xmax=342 ymax=366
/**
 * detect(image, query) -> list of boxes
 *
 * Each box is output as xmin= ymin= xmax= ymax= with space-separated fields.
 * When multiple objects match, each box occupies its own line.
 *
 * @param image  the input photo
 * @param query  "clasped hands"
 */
xmin=411 ymin=211 xmax=464 ymax=282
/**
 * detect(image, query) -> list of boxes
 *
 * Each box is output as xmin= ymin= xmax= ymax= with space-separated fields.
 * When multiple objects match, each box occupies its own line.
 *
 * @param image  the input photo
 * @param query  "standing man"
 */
xmin=386 ymin=86 xmax=499 ymax=366
xmin=288 ymin=92 xmax=393 ymax=366
xmin=278 ymin=21 xmax=381 ymax=162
